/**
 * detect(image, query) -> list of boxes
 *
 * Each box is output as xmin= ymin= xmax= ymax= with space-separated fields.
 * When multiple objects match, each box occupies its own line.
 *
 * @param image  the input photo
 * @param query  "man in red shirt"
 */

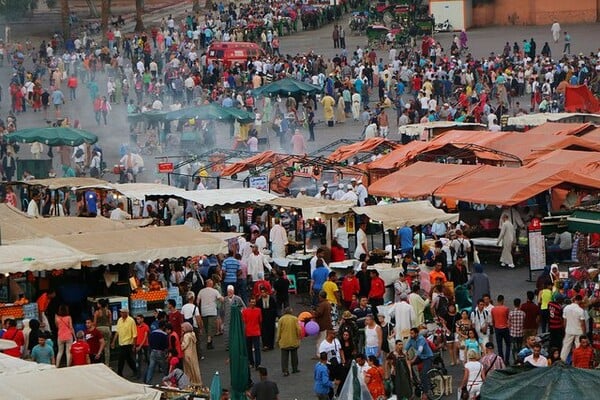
xmin=520 ymin=290 xmax=540 ymax=344
xmin=167 ymin=299 xmax=184 ymax=338
xmin=70 ymin=331 xmax=91 ymax=366
xmin=572 ymin=335 xmax=595 ymax=369
xmin=491 ymin=294 xmax=511 ymax=364
xmin=368 ymin=270 xmax=386 ymax=312
xmin=2 ymin=319 xmax=24 ymax=358
xmin=135 ymin=314 xmax=150 ymax=377
xmin=340 ymin=268 xmax=360 ymax=310
xmin=85 ymin=319 xmax=106 ymax=364
xmin=242 ymin=297 xmax=262 ymax=368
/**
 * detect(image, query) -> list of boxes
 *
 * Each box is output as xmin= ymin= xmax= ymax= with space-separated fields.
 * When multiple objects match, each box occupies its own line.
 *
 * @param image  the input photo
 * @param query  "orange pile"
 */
xmin=130 ymin=289 xmax=168 ymax=302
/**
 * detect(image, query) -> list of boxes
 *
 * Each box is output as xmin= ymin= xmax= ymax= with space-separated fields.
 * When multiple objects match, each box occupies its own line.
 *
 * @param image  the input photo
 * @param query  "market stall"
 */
xmin=0 ymin=363 xmax=161 ymax=400
xmin=353 ymin=201 xmax=459 ymax=231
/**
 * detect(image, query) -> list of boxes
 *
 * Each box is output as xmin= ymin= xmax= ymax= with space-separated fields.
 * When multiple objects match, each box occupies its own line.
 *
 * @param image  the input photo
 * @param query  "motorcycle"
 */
xmin=434 ymin=19 xmax=453 ymax=33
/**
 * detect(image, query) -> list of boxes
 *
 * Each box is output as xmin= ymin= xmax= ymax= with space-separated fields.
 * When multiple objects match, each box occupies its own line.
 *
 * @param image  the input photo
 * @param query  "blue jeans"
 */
xmin=145 ymin=349 xmax=167 ymax=384
xmin=246 ymin=336 xmax=261 ymax=367
xmin=495 ymin=327 xmax=511 ymax=364
xmin=420 ymin=357 xmax=433 ymax=393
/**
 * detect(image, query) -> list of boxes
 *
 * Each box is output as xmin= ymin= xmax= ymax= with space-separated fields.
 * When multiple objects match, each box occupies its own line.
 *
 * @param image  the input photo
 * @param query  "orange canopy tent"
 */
xmin=525 ymin=122 xmax=596 ymax=136
xmin=368 ymin=161 xmax=483 ymax=199
xmin=367 ymin=141 xmax=431 ymax=177
xmin=219 ymin=151 xmax=280 ymax=177
xmin=433 ymin=163 xmax=600 ymax=206
xmin=326 ymin=137 xmax=400 ymax=162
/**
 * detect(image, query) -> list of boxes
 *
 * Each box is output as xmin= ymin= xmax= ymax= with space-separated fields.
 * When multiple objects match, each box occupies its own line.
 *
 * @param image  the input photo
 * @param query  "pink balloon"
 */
xmin=299 ymin=321 xmax=306 ymax=339
xmin=304 ymin=320 xmax=320 ymax=336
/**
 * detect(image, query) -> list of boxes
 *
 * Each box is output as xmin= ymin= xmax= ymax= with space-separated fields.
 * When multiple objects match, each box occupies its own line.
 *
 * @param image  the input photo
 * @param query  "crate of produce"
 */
xmin=130 ymin=289 xmax=168 ymax=302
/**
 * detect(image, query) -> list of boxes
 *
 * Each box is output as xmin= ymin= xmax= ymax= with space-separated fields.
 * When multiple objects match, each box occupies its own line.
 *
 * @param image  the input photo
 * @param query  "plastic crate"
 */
xmin=23 ymin=303 xmax=39 ymax=320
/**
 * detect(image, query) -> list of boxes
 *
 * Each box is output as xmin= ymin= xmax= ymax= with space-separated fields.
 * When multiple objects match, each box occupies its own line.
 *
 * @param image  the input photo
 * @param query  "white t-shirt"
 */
xmin=318 ymin=338 xmax=342 ymax=364
xmin=563 ymin=303 xmax=585 ymax=335
xmin=110 ymin=208 xmax=129 ymax=220
xmin=354 ymin=229 xmax=368 ymax=259
xmin=181 ymin=303 xmax=200 ymax=328
xmin=334 ymin=227 xmax=349 ymax=249
xmin=524 ymin=354 xmax=548 ymax=367
xmin=197 ymin=287 xmax=222 ymax=317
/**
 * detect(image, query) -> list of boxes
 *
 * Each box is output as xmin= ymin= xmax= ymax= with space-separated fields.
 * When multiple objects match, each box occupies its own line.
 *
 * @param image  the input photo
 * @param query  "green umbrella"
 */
xmin=5 ymin=127 xmax=98 ymax=146
xmin=229 ymin=304 xmax=250 ymax=400
xmin=252 ymin=77 xmax=322 ymax=98
xmin=165 ymin=104 xmax=255 ymax=124
xmin=210 ymin=371 xmax=222 ymax=400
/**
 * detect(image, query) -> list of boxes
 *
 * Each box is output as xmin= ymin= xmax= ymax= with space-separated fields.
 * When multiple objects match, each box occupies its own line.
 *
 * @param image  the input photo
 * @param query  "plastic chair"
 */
xmin=287 ymin=274 xmax=297 ymax=294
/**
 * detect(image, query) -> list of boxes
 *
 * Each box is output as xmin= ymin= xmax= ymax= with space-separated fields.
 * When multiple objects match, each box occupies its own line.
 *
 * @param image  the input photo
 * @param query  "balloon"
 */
xmin=299 ymin=321 xmax=306 ymax=339
xmin=298 ymin=311 xmax=312 ymax=323
xmin=304 ymin=320 xmax=320 ymax=336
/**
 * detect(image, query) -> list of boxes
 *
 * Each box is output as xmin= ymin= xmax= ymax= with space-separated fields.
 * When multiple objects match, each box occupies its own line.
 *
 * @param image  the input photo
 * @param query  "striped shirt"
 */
xmin=508 ymin=309 xmax=525 ymax=338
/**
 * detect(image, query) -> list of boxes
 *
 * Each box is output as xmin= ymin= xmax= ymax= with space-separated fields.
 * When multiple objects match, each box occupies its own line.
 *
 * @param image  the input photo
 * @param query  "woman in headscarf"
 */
xmin=180 ymin=322 xmax=202 ymax=386
xmin=335 ymin=91 xmax=346 ymax=123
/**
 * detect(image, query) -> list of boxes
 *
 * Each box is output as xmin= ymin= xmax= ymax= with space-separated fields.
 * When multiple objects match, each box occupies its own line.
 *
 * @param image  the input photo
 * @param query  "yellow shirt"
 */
xmin=539 ymin=289 xmax=552 ymax=310
xmin=322 ymin=281 xmax=339 ymax=305
xmin=115 ymin=315 xmax=137 ymax=345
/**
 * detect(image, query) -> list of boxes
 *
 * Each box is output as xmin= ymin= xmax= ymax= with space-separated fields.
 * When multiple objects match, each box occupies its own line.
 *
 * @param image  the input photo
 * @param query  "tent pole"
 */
xmin=303 ymin=218 xmax=306 ymax=255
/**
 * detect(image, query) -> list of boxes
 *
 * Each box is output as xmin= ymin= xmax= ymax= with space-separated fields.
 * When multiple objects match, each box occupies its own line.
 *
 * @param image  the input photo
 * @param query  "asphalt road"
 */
xmin=5 ymin=7 xmax=600 ymax=399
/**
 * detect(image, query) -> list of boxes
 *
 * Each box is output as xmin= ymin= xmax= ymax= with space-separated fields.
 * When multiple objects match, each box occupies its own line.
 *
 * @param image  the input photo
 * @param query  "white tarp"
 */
xmin=0 ymin=363 xmax=160 ymax=400
xmin=353 ymin=201 xmax=458 ymax=230
xmin=0 ymin=352 xmax=54 ymax=375
xmin=113 ymin=183 xmax=278 ymax=207
xmin=263 ymin=197 xmax=354 ymax=220
xmin=0 ymin=237 xmax=96 ymax=274
xmin=52 ymin=225 xmax=228 ymax=266
xmin=507 ymin=113 xmax=600 ymax=127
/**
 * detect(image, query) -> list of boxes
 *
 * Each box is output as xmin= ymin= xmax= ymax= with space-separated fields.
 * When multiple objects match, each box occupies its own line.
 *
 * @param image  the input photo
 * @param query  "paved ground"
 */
xmin=5 ymin=6 xmax=599 ymax=399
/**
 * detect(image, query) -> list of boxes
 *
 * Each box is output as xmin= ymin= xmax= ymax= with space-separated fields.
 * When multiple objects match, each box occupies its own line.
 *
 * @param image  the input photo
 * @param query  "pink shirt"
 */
xmin=291 ymin=133 xmax=306 ymax=155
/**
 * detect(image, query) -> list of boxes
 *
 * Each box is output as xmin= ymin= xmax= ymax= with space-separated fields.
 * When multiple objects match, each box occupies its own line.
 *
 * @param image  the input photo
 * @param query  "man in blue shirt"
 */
xmin=31 ymin=334 xmax=55 ymax=365
xmin=314 ymin=352 xmax=334 ymax=399
xmin=221 ymin=250 xmax=241 ymax=296
xmin=145 ymin=320 xmax=169 ymax=384
xmin=311 ymin=259 xmax=330 ymax=306
xmin=397 ymin=225 xmax=414 ymax=256
xmin=404 ymin=327 xmax=434 ymax=395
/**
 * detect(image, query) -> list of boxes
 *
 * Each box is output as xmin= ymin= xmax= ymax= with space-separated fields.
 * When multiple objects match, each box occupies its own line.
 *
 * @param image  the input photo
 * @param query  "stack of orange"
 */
xmin=0 ymin=305 xmax=24 ymax=318
xmin=130 ymin=289 xmax=168 ymax=302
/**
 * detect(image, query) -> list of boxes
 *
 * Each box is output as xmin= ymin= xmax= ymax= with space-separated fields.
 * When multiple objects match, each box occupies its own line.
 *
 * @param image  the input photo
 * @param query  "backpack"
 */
xmin=436 ymin=295 xmax=450 ymax=318
xmin=456 ymin=239 xmax=466 ymax=259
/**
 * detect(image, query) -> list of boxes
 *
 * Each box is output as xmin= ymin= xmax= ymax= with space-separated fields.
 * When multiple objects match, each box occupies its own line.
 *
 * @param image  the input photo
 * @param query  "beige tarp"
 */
xmin=23 ymin=177 xmax=112 ymax=190
xmin=506 ymin=113 xmax=600 ymax=127
xmin=0 ymin=204 xmax=151 ymax=243
xmin=113 ymin=183 xmax=278 ymax=207
xmin=0 ymin=238 xmax=96 ymax=274
xmin=0 ymin=352 xmax=54 ymax=375
xmin=53 ymin=225 xmax=228 ymax=266
xmin=353 ymin=201 xmax=458 ymax=230
xmin=263 ymin=197 xmax=355 ymax=220
xmin=0 ymin=363 xmax=160 ymax=400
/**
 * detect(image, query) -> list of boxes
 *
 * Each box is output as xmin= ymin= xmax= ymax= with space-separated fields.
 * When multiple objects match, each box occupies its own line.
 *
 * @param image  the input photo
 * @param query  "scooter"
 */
xmin=434 ymin=19 xmax=453 ymax=33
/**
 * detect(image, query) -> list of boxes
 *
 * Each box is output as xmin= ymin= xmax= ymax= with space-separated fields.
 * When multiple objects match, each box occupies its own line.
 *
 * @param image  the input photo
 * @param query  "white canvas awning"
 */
xmin=0 ymin=362 xmax=160 ymax=400
xmin=263 ymin=197 xmax=354 ymax=220
xmin=23 ymin=177 xmax=112 ymax=190
xmin=112 ymin=183 xmax=278 ymax=207
xmin=507 ymin=113 xmax=600 ymax=127
xmin=353 ymin=201 xmax=458 ymax=230
xmin=53 ymin=225 xmax=228 ymax=266
xmin=0 ymin=352 xmax=55 ymax=375
xmin=0 ymin=238 xmax=95 ymax=274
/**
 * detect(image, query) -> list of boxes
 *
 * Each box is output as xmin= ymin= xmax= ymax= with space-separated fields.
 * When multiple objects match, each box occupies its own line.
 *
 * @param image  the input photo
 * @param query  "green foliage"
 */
xmin=0 ymin=0 xmax=39 ymax=17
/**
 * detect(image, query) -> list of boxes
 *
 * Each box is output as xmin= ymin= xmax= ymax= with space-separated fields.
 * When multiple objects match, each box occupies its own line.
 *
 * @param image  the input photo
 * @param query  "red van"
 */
xmin=206 ymin=42 xmax=265 ymax=68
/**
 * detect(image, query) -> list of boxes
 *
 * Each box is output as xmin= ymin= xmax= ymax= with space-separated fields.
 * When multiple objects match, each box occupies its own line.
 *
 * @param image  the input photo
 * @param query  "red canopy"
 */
xmin=565 ymin=85 xmax=600 ymax=113
xmin=326 ymin=138 xmax=400 ymax=163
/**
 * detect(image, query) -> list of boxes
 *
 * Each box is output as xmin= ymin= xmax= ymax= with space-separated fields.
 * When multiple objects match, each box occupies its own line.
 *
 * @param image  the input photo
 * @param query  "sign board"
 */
xmin=157 ymin=162 xmax=174 ymax=173
xmin=528 ymin=218 xmax=546 ymax=271
xmin=249 ymin=175 xmax=268 ymax=191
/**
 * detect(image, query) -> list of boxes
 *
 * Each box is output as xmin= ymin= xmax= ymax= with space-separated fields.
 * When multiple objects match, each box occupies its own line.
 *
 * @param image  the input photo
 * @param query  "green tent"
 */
xmin=6 ymin=127 xmax=98 ymax=146
xmin=567 ymin=209 xmax=600 ymax=233
xmin=128 ymin=104 xmax=255 ymax=124
xmin=228 ymin=304 xmax=250 ymax=400
xmin=481 ymin=363 xmax=600 ymax=400
xmin=252 ymin=77 xmax=322 ymax=98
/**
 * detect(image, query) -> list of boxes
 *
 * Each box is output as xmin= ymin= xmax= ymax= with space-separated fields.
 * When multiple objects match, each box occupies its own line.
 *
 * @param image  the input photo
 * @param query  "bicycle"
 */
xmin=409 ymin=357 xmax=445 ymax=400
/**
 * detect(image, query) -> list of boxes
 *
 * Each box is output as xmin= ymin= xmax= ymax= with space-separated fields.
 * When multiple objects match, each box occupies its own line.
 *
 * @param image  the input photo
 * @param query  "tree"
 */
xmin=0 ymin=0 xmax=39 ymax=18
xmin=134 ymin=0 xmax=144 ymax=32
xmin=192 ymin=0 xmax=200 ymax=12
xmin=101 ymin=0 xmax=109 ymax=34
xmin=60 ymin=0 xmax=70 ymax=39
